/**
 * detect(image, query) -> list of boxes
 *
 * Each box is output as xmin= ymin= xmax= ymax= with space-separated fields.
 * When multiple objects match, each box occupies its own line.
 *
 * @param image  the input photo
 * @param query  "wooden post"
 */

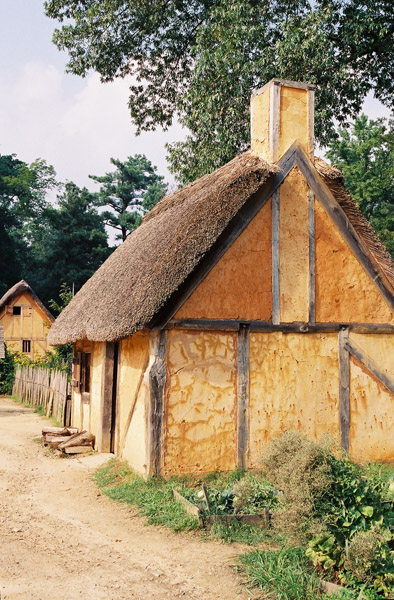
xmin=97 ymin=342 xmax=115 ymax=453
xmin=237 ymin=323 xmax=250 ymax=470
xmin=148 ymin=331 xmax=167 ymax=476
xmin=269 ymin=81 xmax=281 ymax=160
xmin=339 ymin=328 xmax=350 ymax=453
xmin=272 ymin=188 xmax=280 ymax=324
xmin=308 ymin=189 xmax=316 ymax=324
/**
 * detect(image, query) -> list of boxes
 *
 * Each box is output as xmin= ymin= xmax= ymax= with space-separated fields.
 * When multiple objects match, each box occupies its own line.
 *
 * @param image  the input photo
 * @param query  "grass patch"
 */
xmin=94 ymin=459 xmax=199 ymax=532
xmin=240 ymin=546 xmax=342 ymax=600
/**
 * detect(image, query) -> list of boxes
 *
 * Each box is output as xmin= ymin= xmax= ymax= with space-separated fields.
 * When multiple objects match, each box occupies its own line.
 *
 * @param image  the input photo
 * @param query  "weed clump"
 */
xmin=262 ymin=431 xmax=333 ymax=540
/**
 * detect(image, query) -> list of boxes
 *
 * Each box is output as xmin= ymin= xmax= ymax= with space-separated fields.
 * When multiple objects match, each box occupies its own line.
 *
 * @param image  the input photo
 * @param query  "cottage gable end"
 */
xmin=169 ymin=145 xmax=394 ymax=329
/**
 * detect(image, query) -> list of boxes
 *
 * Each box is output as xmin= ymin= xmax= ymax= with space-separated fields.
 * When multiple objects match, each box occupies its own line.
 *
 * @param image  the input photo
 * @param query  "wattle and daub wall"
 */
xmin=73 ymin=165 xmax=394 ymax=476
xmin=0 ymin=291 xmax=53 ymax=358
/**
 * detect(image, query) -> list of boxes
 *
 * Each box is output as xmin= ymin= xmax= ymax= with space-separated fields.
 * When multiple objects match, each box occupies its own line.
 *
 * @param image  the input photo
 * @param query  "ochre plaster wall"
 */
xmin=279 ymin=167 xmax=309 ymax=322
xmin=117 ymin=333 xmax=150 ymax=475
xmin=175 ymin=200 xmax=272 ymax=321
xmin=315 ymin=200 xmax=394 ymax=323
xmin=349 ymin=333 xmax=394 ymax=462
xmin=248 ymin=332 xmax=340 ymax=468
xmin=89 ymin=342 xmax=104 ymax=439
xmin=278 ymin=86 xmax=309 ymax=158
xmin=164 ymin=330 xmax=237 ymax=475
xmin=0 ymin=291 xmax=52 ymax=357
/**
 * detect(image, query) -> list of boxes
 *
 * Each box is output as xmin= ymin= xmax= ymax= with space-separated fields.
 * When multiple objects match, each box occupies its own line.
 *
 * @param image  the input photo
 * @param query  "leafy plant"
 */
xmin=0 ymin=344 xmax=16 ymax=394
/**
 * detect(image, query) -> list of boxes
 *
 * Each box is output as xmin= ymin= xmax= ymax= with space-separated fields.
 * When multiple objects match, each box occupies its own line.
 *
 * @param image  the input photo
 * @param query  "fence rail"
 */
xmin=12 ymin=366 xmax=71 ymax=425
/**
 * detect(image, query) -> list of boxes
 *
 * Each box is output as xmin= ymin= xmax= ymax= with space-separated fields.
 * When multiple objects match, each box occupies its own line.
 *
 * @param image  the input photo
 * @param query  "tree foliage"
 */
xmin=90 ymin=154 xmax=167 ymax=241
xmin=29 ymin=182 xmax=111 ymax=304
xmin=0 ymin=154 xmax=58 ymax=296
xmin=327 ymin=115 xmax=394 ymax=256
xmin=45 ymin=0 xmax=394 ymax=182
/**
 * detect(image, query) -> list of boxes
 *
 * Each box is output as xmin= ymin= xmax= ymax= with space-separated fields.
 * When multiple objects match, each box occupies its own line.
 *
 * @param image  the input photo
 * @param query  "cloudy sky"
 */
xmin=0 ymin=0 xmax=184 ymax=191
xmin=0 ymin=0 xmax=391 ymax=195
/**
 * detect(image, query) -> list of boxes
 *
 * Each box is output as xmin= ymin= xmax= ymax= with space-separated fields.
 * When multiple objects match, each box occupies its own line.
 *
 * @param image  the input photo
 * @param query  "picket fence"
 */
xmin=12 ymin=366 xmax=71 ymax=425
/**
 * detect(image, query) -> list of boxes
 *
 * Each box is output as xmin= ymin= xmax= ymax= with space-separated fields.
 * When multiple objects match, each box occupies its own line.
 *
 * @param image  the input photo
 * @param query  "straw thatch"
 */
xmin=0 ymin=280 xmax=54 ymax=323
xmin=48 ymin=151 xmax=394 ymax=346
xmin=48 ymin=152 xmax=275 ymax=345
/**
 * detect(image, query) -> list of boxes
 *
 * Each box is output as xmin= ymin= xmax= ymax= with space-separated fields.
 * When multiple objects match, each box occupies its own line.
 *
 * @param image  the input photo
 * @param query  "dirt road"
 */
xmin=0 ymin=396 xmax=247 ymax=600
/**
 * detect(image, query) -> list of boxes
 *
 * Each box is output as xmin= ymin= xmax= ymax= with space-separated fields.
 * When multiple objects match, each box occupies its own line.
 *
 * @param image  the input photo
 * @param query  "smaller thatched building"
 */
xmin=49 ymin=79 xmax=394 ymax=475
xmin=0 ymin=281 xmax=54 ymax=358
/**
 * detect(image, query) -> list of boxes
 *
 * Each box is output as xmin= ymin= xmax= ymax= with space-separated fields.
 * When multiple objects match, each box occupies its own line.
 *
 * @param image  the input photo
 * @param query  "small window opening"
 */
xmin=13 ymin=306 xmax=21 ymax=315
xmin=22 ymin=340 xmax=31 ymax=353
xmin=83 ymin=353 xmax=91 ymax=394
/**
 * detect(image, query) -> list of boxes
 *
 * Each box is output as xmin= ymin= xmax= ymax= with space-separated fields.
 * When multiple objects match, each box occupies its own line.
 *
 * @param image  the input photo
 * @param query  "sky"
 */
xmin=0 ymin=0 xmax=392 ymax=196
xmin=0 ymin=0 xmax=184 ymax=192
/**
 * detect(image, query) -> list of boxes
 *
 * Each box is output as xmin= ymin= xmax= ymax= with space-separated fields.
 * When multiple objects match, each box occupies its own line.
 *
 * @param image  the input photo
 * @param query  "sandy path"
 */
xmin=0 ymin=396 xmax=248 ymax=600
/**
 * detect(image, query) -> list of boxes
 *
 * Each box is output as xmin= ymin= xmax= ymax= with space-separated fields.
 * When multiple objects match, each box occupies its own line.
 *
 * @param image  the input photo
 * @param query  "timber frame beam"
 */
xmin=167 ymin=319 xmax=394 ymax=334
xmin=237 ymin=323 xmax=250 ymax=469
xmin=147 ymin=331 xmax=167 ymax=476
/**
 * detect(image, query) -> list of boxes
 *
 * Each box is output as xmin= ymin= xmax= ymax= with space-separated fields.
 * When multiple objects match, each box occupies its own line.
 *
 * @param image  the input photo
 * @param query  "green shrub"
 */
xmin=232 ymin=474 xmax=278 ymax=514
xmin=262 ymin=432 xmax=394 ymax=597
xmin=0 ymin=344 xmax=16 ymax=394
xmin=343 ymin=527 xmax=394 ymax=596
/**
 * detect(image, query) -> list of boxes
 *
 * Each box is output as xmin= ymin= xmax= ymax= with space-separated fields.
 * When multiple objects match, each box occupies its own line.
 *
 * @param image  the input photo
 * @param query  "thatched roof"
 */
xmin=48 ymin=152 xmax=275 ymax=345
xmin=48 ymin=151 xmax=394 ymax=346
xmin=0 ymin=280 xmax=54 ymax=323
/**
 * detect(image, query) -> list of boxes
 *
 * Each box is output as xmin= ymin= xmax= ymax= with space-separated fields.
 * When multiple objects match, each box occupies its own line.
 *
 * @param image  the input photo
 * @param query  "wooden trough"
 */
xmin=172 ymin=488 xmax=270 ymax=529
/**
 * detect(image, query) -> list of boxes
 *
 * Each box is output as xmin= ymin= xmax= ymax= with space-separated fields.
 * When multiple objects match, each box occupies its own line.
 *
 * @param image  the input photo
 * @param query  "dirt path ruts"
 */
xmin=0 ymin=396 xmax=248 ymax=600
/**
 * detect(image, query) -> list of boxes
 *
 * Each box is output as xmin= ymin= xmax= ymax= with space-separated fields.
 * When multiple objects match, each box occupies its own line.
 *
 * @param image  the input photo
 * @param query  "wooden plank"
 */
xmin=237 ymin=323 xmax=250 ymax=469
xmin=98 ymin=342 xmax=115 ymax=453
xmin=345 ymin=339 xmax=394 ymax=397
xmin=149 ymin=144 xmax=298 ymax=330
xmin=167 ymin=319 xmax=394 ymax=334
xmin=272 ymin=188 xmax=280 ymax=324
xmin=148 ymin=331 xmax=167 ymax=476
xmin=64 ymin=445 xmax=93 ymax=454
xmin=339 ymin=328 xmax=350 ymax=453
xmin=307 ymin=88 xmax=315 ymax=159
xmin=205 ymin=512 xmax=269 ymax=528
xmin=172 ymin=489 xmax=201 ymax=517
xmin=269 ymin=80 xmax=281 ymax=160
xmin=308 ymin=189 xmax=316 ymax=323
xmin=296 ymin=146 xmax=394 ymax=313
xmin=58 ymin=430 xmax=93 ymax=449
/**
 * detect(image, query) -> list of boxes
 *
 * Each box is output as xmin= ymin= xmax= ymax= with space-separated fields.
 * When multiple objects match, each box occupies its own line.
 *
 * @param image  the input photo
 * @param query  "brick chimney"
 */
xmin=250 ymin=79 xmax=315 ymax=162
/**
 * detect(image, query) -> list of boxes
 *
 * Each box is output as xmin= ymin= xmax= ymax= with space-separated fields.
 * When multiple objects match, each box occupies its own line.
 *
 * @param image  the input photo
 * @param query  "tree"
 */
xmin=30 ymin=182 xmax=111 ymax=304
xmin=0 ymin=154 xmax=58 ymax=296
xmin=89 ymin=155 xmax=167 ymax=241
xmin=327 ymin=115 xmax=394 ymax=256
xmin=45 ymin=1 xmax=394 ymax=182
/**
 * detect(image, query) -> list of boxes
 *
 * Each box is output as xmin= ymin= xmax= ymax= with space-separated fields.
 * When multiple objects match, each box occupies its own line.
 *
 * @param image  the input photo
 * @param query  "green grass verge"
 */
xmin=94 ymin=459 xmax=282 ymax=545
xmin=239 ymin=546 xmax=365 ymax=600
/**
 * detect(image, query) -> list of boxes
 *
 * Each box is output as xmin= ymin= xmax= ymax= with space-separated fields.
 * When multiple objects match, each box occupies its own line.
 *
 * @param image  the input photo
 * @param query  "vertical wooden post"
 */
xmin=97 ymin=342 xmax=115 ymax=453
xmin=269 ymin=81 xmax=281 ymax=161
xmin=339 ymin=328 xmax=350 ymax=453
xmin=237 ymin=323 xmax=250 ymax=470
xmin=148 ymin=330 xmax=167 ymax=476
xmin=307 ymin=88 xmax=315 ymax=159
xmin=272 ymin=188 xmax=280 ymax=324
xmin=308 ymin=189 xmax=316 ymax=324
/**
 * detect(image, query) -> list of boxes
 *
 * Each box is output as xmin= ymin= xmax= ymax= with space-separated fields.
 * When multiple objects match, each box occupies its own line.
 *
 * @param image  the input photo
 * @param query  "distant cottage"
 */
xmin=0 ymin=280 xmax=54 ymax=358
xmin=48 ymin=80 xmax=394 ymax=476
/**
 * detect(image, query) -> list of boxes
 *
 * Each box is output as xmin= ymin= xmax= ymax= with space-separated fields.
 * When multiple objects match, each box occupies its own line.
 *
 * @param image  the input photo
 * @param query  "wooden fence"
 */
xmin=12 ymin=366 xmax=71 ymax=425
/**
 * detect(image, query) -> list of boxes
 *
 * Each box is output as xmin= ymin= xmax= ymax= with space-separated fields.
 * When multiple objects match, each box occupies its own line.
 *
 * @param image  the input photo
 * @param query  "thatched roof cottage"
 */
xmin=49 ymin=80 xmax=394 ymax=475
xmin=0 ymin=280 xmax=54 ymax=359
